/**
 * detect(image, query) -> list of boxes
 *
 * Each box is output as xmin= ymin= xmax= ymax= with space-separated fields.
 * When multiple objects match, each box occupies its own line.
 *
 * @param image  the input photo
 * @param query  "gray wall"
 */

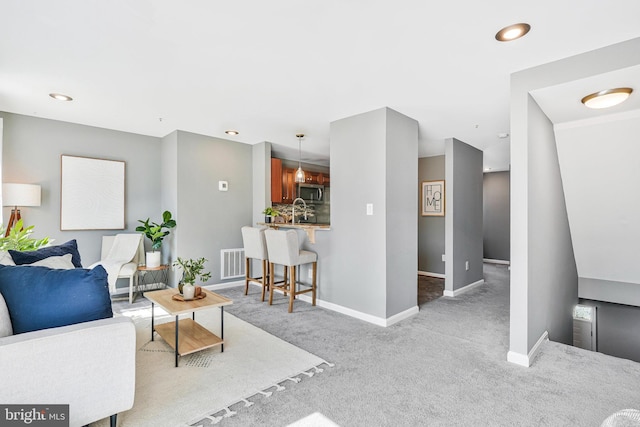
xmin=526 ymin=97 xmax=577 ymax=347
xmin=445 ymin=138 xmax=483 ymax=292
xmin=252 ymin=142 xmax=271 ymax=227
xmin=384 ymin=108 xmax=418 ymax=316
xmin=579 ymin=299 xmax=640 ymax=363
xmin=418 ymin=156 xmax=445 ymax=274
xmin=506 ymin=40 xmax=640 ymax=361
xmin=174 ymin=130 xmax=253 ymax=285
xmin=329 ymin=107 xmax=418 ymax=318
xmin=161 ymin=131 xmax=179 ymax=285
xmin=483 ymin=171 xmax=510 ymax=261
xmin=1 ymin=112 xmax=161 ymax=266
xmin=329 ymin=108 xmax=388 ymax=317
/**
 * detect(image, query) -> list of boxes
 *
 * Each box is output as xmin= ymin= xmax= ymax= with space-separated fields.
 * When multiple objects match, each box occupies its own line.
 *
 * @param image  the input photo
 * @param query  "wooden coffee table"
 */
xmin=144 ymin=288 xmax=233 ymax=367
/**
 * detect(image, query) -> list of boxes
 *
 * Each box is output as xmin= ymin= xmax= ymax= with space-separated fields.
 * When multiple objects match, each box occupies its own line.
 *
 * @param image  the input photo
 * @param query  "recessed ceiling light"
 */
xmin=49 ymin=93 xmax=73 ymax=101
xmin=225 ymin=130 xmax=239 ymax=136
xmin=581 ymin=87 xmax=633 ymax=109
xmin=495 ymin=23 xmax=531 ymax=42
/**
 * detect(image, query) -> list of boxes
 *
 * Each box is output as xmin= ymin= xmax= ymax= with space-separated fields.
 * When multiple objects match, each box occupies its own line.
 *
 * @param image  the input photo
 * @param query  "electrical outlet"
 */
xmin=465 ymin=261 xmax=469 ymax=271
xmin=366 ymin=203 xmax=373 ymax=215
xmin=441 ymin=254 xmax=446 ymax=262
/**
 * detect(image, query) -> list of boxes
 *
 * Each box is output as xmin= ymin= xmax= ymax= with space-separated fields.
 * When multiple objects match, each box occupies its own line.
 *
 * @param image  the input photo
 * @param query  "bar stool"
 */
xmin=264 ymin=229 xmax=317 ymax=313
xmin=241 ymin=226 xmax=271 ymax=301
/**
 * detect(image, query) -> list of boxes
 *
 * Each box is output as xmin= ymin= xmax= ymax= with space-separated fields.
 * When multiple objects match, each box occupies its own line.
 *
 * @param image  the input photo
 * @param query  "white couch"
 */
xmin=0 ymin=314 xmax=136 ymax=427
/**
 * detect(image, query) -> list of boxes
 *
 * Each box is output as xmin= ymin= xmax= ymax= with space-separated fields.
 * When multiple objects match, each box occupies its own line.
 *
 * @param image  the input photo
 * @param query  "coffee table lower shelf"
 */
xmin=154 ymin=319 xmax=223 ymax=357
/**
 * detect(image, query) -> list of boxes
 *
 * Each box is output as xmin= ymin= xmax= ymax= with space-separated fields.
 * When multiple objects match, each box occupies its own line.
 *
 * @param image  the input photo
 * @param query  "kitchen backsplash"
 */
xmin=273 ymin=190 xmax=330 ymax=224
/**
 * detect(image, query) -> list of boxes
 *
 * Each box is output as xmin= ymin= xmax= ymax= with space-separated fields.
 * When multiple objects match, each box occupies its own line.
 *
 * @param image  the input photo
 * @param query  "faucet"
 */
xmin=292 ymin=198 xmax=307 ymax=224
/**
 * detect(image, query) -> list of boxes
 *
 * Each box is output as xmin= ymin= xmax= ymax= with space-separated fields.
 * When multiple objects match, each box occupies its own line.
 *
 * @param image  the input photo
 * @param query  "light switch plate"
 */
xmin=366 ymin=203 xmax=373 ymax=215
xmin=218 ymin=181 xmax=228 ymax=191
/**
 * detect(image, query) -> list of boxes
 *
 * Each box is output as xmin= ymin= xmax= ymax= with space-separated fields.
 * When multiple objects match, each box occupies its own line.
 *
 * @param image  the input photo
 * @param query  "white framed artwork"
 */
xmin=421 ymin=180 xmax=445 ymax=217
xmin=60 ymin=155 xmax=125 ymax=230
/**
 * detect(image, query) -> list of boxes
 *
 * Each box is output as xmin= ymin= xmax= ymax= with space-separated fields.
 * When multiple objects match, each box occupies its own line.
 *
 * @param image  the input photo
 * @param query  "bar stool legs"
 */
xmin=269 ymin=262 xmax=317 ymax=313
xmin=244 ymin=257 xmax=270 ymax=301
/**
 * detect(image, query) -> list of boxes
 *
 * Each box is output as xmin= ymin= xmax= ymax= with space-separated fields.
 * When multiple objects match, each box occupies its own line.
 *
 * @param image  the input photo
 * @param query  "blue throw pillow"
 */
xmin=10 ymin=239 xmax=83 ymax=268
xmin=0 ymin=264 xmax=112 ymax=334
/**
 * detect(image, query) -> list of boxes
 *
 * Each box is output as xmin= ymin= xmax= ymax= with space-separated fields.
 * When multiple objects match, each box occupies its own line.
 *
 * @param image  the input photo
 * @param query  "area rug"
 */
xmin=91 ymin=305 xmax=331 ymax=427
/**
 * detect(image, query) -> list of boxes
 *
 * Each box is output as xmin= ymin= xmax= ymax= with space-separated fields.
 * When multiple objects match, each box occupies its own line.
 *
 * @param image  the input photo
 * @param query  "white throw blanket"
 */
xmin=90 ymin=234 xmax=142 ymax=292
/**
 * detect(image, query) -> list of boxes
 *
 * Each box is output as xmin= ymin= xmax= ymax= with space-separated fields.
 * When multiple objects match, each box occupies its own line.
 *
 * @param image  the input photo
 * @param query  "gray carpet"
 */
xmin=114 ymin=264 xmax=640 ymax=426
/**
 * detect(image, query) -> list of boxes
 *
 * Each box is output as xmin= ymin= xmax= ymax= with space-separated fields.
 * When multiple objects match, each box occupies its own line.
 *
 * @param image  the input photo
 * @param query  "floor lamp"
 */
xmin=2 ymin=183 xmax=42 ymax=236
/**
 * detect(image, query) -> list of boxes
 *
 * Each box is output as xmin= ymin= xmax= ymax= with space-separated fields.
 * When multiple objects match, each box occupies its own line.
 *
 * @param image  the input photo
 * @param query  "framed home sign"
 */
xmin=60 ymin=155 xmax=125 ymax=230
xmin=421 ymin=180 xmax=445 ymax=216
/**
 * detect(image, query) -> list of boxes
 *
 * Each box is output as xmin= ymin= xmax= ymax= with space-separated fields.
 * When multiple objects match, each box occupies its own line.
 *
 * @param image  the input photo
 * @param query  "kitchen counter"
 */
xmin=257 ymin=222 xmax=330 ymax=244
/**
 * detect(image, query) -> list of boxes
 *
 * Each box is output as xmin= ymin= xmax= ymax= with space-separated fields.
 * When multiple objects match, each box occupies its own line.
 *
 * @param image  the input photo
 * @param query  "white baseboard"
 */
xmin=418 ymin=270 xmax=445 ymax=279
xmin=443 ymin=279 xmax=484 ymax=297
xmin=384 ymin=306 xmax=420 ymax=326
xmin=483 ymin=258 xmax=510 ymax=265
xmin=507 ymin=330 xmax=549 ymax=367
xmin=205 ymin=280 xmax=244 ymax=291
xmin=247 ymin=281 xmax=418 ymax=327
xmin=297 ymin=294 xmax=419 ymax=327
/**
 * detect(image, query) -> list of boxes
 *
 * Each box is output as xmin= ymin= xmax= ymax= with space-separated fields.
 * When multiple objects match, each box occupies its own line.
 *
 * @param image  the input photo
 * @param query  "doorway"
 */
xmin=418 ymin=274 xmax=444 ymax=305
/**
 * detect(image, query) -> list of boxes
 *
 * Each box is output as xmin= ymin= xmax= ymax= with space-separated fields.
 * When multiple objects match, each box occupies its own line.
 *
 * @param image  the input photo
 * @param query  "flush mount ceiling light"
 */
xmin=294 ymin=133 xmax=305 ymax=184
xmin=49 ymin=93 xmax=73 ymax=101
xmin=581 ymin=87 xmax=633 ymax=109
xmin=495 ymin=23 xmax=531 ymax=42
xmin=225 ymin=130 xmax=239 ymax=136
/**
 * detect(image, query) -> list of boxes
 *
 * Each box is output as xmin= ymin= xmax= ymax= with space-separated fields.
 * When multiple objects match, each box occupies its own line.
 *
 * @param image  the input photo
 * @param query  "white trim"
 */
xmin=506 ymin=351 xmax=529 ymax=367
xmin=483 ymin=258 xmax=510 ymax=265
xmin=443 ymin=279 xmax=484 ymax=297
xmin=528 ymin=330 xmax=549 ymax=365
xmin=418 ymin=270 xmax=445 ymax=279
xmin=507 ymin=330 xmax=549 ymax=367
xmin=204 ymin=280 xmax=244 ymax=291
xmin=383 ymin=306 xmax=420 ymax=326
xmin=297 ymin=294 xmax=418 ymax=327
xmin=247 ymin=281 xmax=419 ymax=327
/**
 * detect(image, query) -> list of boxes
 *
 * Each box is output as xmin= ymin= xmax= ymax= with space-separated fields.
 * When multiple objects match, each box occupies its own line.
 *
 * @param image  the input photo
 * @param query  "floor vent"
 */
xmin=220 ymin=248 xmax=245 ymax=280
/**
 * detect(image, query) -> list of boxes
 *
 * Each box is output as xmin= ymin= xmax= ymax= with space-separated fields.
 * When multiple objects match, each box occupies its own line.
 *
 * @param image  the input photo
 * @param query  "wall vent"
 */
xmin=220 ymin=248 xmax=245 ymax=280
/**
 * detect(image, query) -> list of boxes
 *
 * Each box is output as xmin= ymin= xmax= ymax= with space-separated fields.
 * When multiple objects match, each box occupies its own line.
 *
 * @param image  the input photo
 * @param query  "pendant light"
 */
xmin=294 ymin=133 xmax=305 ymax=183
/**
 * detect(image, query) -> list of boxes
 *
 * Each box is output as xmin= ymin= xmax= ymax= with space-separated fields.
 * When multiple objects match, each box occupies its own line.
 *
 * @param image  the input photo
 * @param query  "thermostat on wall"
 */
xmin=218 ymin=181 xmax=228 ymax=191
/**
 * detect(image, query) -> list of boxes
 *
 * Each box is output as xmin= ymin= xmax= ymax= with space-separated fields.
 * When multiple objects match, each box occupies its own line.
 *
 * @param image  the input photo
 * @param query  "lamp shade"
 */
xmin=2 ymin=183 xmax=42 ymax=207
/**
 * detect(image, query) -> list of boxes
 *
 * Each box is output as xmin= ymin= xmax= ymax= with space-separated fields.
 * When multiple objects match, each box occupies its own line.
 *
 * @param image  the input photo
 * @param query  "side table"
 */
xmin=145 ymin=288 xmax=233 ymax=367
xmin=137 ymin=265 xmax=170 ymax=299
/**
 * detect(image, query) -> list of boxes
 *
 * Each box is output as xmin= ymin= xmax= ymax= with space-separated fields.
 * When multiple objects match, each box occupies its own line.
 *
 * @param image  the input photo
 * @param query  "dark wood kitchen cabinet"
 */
xmin=281 ymin=168 xmax=297 ymax=203
xmin=271 ymin=158 xmax=283 ymax=204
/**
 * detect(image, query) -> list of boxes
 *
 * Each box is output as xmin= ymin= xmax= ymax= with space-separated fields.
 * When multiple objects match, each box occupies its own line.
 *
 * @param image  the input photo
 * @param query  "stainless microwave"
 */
xmin=299 ymin=184 xmax=324 ymax=204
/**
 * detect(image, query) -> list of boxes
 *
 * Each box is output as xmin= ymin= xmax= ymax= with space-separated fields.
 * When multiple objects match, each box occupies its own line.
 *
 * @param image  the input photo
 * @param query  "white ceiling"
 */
xmin=1 ymin=1 xmax=640 ymax=170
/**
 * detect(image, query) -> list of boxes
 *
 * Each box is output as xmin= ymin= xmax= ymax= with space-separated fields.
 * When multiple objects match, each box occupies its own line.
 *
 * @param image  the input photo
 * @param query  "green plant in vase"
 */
xmin=262 ymin=207 xmax=279 ymax=223
xmin=173 ymin=257 xmax=212 ymax=294
xmin=136 ymin=210 xmax=176 ymax=268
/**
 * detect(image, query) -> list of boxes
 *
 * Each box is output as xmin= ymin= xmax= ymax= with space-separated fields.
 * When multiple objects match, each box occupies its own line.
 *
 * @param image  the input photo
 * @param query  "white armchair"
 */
xmin=100 ymin=234 xmax=145 ymax=303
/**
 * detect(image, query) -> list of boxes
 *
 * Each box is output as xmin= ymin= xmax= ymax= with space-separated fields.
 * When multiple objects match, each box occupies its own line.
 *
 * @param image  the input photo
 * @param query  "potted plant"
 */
xmin=136 ymin=210 xmax=176 ymax=268
xmin=262 ymin=207 xmax=279 ymax=223
xmin=173 ymin=257 xmax=212 ymax=296
xmin=0 ymin=219 xmax=50 ymax=251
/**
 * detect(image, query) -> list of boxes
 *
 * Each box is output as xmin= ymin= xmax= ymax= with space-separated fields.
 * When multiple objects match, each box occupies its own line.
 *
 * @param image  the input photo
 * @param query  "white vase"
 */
xmin=182 ymin=285 xmax=196 ymax=300
xmin=146 ymin=251 xmax=161 ymax=268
